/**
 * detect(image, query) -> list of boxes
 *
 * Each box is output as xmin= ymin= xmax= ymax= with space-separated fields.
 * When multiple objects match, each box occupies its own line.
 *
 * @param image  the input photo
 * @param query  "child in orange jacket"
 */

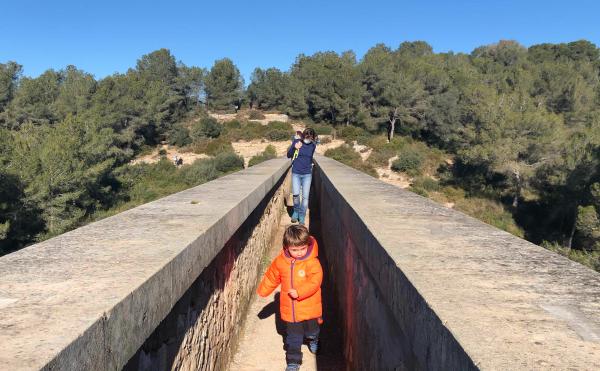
xmin=257 ymin=224 xmax=323 ymax=371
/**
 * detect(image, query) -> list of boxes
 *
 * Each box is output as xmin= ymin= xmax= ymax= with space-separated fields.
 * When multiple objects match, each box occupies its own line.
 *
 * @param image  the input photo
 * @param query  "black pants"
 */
xmin=284 ymin=318 xmax=320 ymax=365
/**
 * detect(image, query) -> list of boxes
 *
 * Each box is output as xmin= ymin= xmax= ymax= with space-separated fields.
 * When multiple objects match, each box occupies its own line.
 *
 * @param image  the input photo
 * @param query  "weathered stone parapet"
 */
xmin=0 ymin=158 xmax=290 ymax=371
xmin=125 ymin=163 xmax=290 ymax=371
xmin=312 ymin=155 xmax=600 ymax=370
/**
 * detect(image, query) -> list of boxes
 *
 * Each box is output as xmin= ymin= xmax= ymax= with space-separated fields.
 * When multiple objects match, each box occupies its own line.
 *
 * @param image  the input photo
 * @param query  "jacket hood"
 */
xmin=282 ymin=235 xmax=318 ymax=261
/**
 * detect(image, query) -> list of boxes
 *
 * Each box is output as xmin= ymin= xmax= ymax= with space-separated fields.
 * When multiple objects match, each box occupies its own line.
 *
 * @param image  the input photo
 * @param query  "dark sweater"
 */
xmin=287 ymin=139 xmax=316 ymax=174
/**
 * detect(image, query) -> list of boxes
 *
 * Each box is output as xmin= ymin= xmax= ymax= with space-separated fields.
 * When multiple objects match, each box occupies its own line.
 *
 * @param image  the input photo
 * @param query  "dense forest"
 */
xmin=1 ymin=40 xmax=600 ymax=272
xmin=0 ymin=49 xmax=246 ymax=254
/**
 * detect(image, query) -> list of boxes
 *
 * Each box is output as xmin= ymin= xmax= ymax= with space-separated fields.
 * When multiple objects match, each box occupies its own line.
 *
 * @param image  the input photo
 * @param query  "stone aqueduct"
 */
xmin=1 ymin=156 xmax=600 ymax=370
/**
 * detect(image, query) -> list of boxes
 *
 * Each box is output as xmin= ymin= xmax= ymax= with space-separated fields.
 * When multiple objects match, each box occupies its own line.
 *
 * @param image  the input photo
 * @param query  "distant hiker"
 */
xmin=287 ymin=128 xmax=317 ymax=225
xmin=257 ymin=224 xmax=323 ymax=371
xmin=173 ymin=154 xmax=179 ymax=166
xmin=177 ymin=157 xmax=183 ymax=166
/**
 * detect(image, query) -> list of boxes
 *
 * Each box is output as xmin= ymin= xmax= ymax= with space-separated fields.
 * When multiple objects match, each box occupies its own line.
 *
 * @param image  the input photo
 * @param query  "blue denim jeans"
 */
xmin=292 ymin=172 xmax=312 ymax=222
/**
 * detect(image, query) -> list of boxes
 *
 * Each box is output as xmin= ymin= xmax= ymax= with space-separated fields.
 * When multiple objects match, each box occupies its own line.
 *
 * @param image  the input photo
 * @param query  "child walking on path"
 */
xmin=257 ymin=224 xmax=323 ymax=371
xmin=287 ymin=128 xmax=317 ymax=225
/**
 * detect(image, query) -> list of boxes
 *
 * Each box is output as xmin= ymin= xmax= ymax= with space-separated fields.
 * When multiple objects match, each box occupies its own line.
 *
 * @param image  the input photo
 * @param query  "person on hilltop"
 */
xmin=287 ymin=128 xmax=318 ymax=225
xmin=257 ymin=224 xmax=323 ymax=371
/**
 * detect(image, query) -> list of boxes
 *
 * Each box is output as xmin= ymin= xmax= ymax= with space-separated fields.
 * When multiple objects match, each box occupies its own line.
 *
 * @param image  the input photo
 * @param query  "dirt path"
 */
xmin=352 ymin=141 xmax=372 ymax=161
xmin=209 ymin=112 xmax=289 ymax=125
xmin=375 ymin=155 xmax=411 ymax=189
xmin=130 ymin=144 xmax=210 ymax=166
xmin=315 ymin=138 xmax=345 ymax=155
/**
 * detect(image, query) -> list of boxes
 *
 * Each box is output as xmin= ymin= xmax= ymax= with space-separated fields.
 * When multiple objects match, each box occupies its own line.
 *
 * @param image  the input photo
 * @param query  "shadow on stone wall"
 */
xmin=124 ymin=174 xmax=287 ymax=371
xmin=310 ymin=165 xmax=417 ymax=371
xmin=309 ymin=187 xmax=347 ymax=371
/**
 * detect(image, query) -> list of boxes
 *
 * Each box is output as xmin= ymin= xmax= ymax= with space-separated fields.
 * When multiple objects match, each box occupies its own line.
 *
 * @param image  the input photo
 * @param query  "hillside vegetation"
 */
xmin=2 ymin=40 xmax=600 ymax=272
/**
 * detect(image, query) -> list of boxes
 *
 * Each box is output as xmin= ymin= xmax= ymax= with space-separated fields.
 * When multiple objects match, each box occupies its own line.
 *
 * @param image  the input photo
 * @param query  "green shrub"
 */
xmin=180 ymin=153 xmax=243 ymax=184
xmin=158 ymin=149 xmax=167 ymax=156
xmin=412 ymin=176 xmax=440 ymax=192
xmin=191 ymin=117 xmax=222 ymax=139
xmin=248 ymin=110 xmax=266 ymax=120
xmin=575 ymin=205 xmax=600 ymax=252
xmin=441 ymin=186 xmax=466 ymax=201
xmin=189 ymin=138 xmax=209 ymax=154
xmin=167 ymin=125 xmax=191 ymax=147
xmin=388 ymin=136 xmax=409 ymax=151
xmin=366 ymin=136 xmax=389 ymax=152
xmin=391 ymin=149 xmax=424 ymax=175
xmin=221 ymin=120 xmax=291 ymax=142
xmin=223 ymin=119 xmax=242 ymax=130
xmin=263 ymin=144 xmax=277 ymax=157
xmin=266 ymin=129 xmax=290 ymax=141
xmin=542 ymin=241 xmax=600 ymax=272
xmin=241 ymin=121 xmax=268 ymax=140
xmin=365 ymin=136 xmax=400 ymax=167
xmin=221 ymin=127 xmax=243 ymax=141
xmin=454 ymin=197 xmax=524 ymax=238
xmin=180 ymin=159 xmax=219 ymax=185
xmin=138 ymin=144 xmax=155 ymax=157
xmin=366 ymin=150 xmax=393 ymax=167
xmin=336 ymin=125 xmax=372 ymax=144
xmin=91 ymin=155 xmax=243 ymax=228
xmin=205 ymin=138 xmax=234 ymax=155
xmin=409 ymin=186 xmax=429 ymax=197
xmin=324 ymin=144 xmax=361 ymax=163
xmin=249 ymin=145 xmax=278 ymax=167
xmin=264 ymin=121 xmax=292 ymax=141
xmin=214 ymin=152 xmax=245 ymax=173
xmin=324 ymin=144 xmax=378 ymax=178
xmin=117 ymin=158 xmax=181 ymax=204
xmin=311 ymin=124 xmax=333 ymax=135
xmin=267 ymin=121 xmax=292 ymax=131
xmin=191 ymin=137 xmax=235 ymax=155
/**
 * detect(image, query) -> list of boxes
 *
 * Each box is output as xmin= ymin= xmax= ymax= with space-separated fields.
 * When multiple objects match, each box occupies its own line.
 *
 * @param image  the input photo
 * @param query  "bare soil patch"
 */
xmin=209 ymin=111 xmax=289 ymax=125
xmin=130 ymin=144 xmax=210 ymax=166
xmin=375 ymin=156 xmax=411 ymax=189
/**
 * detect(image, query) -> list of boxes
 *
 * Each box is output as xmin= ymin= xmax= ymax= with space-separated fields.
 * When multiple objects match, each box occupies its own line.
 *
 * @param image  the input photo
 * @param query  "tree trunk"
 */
xmin=388 ymin=108 xmax=398 ymax=142
xmin=567 ymin=209 xmax=578 ymax=250
xmin=512 ymin=171 xmax=521 ymax=208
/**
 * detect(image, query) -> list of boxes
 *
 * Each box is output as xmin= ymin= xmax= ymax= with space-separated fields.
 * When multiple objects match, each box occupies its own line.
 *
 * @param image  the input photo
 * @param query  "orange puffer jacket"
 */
xmin=257 ymin=236 xmax=323 ymax=323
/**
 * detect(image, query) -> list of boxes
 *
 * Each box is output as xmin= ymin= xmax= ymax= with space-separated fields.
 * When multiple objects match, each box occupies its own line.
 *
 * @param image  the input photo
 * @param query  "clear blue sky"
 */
xmin=1 ymin=0 xmax=599 ymax=84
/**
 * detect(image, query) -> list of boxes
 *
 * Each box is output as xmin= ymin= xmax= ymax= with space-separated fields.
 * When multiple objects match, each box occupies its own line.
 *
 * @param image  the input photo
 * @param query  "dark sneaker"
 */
xmin=291 ymin=217 xmax=298 ymax=223
xmin=308 ymin=338 xmax=319 ymax=354
xmin=285 ymin=363 xmax=300 ymax=371
xmin=291 ymin=210 xmax=299 ymax=223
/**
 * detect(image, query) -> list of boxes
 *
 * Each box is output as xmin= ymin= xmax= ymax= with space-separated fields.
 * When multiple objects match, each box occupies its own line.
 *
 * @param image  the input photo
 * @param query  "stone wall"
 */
xmin=0 ymin=158 xmax=290 ymax=371
xmin=312 ymin=155 xmax=600 ymax=371
xmin=125 ymin=170 xmax=290 ymax=371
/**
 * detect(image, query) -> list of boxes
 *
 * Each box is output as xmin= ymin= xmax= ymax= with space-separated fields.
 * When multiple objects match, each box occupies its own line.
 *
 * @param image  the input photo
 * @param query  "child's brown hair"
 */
xmin=303 ymin=127 xmax=317 ymax=142
xmin=283 ymin=224 xmax=310 ymax=248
